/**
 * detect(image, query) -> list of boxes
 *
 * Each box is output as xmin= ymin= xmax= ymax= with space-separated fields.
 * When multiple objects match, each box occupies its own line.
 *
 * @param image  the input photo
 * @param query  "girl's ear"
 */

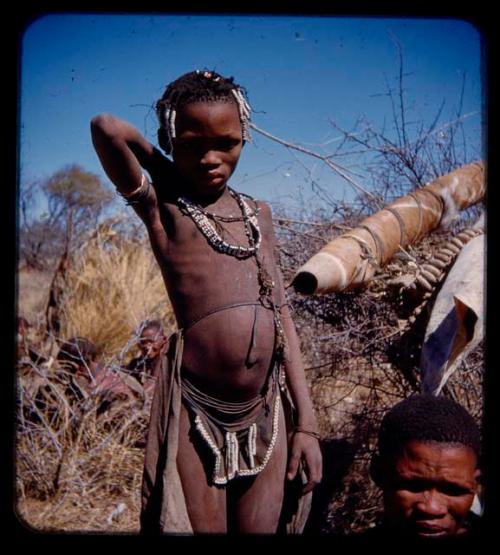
xmin=158 ymin=128 xmax=172 ymax=156
xmin=369 ymin=453 xmax=386 ymax=487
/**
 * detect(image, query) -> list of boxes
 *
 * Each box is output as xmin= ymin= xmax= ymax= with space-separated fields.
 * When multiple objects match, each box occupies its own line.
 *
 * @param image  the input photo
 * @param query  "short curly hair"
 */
xmin=155 ymin=69 xmax=252 ymax=155
xmin=377 ymin=394 xmax=481 ymax=460
xmin=138 ymin=319 xmax=164 ymax=337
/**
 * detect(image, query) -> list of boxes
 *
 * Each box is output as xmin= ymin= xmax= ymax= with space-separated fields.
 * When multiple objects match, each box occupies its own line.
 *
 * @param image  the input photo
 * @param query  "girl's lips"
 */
xmin=202 ymin=173 xmax=223 ymax=181
xmin=200 ymin=174 xmax=225 ymax=187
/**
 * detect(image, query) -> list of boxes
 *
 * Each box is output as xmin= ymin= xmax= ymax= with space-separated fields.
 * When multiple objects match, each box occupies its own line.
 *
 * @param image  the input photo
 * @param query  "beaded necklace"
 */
xmin=177 ymin=189 xmax=261 ymax=259
xmin=177 ymin=188 xmax=287 ymax=361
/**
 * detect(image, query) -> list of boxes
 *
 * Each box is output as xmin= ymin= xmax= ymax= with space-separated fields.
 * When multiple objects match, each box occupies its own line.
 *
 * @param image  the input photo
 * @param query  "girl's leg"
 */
xmin=177 ymin=403 xmax=227 ymax=532
xmin=230 ymin=406 xmax=288 ymax=533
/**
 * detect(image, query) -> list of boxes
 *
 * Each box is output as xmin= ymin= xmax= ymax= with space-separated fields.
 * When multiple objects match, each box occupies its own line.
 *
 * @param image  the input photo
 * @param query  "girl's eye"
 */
xmin=217 ymin=139 xmax=240 ymax=151
xmin=176 ymin=138 xmax=240 ymax=152
xmin=178 ymin=141 xmax=197 ymax=151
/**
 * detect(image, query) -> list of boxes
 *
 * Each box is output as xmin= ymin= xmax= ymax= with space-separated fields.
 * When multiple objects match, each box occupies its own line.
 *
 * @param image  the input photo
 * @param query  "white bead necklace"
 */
xmin=177 ymin=189 xmax=261 ymax=259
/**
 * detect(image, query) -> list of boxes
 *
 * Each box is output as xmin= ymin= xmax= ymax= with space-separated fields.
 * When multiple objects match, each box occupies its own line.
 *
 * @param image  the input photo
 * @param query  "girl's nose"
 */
xmin=200 ymin=150 xmax=221 ymax=166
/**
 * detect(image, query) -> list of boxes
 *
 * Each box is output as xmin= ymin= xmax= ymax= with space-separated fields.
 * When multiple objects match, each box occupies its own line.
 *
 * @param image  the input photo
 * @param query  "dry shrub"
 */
xmin=15 ymin=212 xmax=484 ymax=535
xmin=15 ymin=218 xmax=175 ymax=533
xmin=58 ymin=220 xmax=176 ymax=358
xmin=276 ymin=214 xmax=484 ymax=534
xmin=16 ymin=362 xmax=148 ymax=533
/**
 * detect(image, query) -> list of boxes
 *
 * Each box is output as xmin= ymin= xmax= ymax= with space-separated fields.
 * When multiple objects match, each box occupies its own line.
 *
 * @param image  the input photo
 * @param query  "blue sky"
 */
xmin=19 ymin=14 xmax=484 ymax=213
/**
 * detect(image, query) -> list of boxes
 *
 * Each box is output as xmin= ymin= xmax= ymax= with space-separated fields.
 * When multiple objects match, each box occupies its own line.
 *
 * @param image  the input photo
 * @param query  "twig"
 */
xmin=274 ymin=217 xmax=351 ymax=230
xmin=273 ymin=224 xmax=329 ymax=242
xmin=249 ymin=122 xmax=382 ymax=204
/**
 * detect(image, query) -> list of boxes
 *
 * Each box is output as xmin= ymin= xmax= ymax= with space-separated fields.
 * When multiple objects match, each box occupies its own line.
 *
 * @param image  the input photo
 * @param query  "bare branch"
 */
xmin=249 ymin=122 xmax=382 ymax=205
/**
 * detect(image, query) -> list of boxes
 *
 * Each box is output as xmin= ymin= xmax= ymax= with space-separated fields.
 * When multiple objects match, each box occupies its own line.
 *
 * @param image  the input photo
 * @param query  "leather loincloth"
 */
xmin=140 ymin=328 xmax=312 ymax=534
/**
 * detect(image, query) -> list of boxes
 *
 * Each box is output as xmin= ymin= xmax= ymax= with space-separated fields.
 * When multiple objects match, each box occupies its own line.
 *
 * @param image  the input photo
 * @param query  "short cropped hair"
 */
xmin=377 ymin=394 xmax=481 ymax=460
xmin=156 ymin=69 xmax=251 ymax=154
xmin=57 ymin=337 xmax=97 ymax=367
xmin=138 ymin=319 xmax=164 ymax=336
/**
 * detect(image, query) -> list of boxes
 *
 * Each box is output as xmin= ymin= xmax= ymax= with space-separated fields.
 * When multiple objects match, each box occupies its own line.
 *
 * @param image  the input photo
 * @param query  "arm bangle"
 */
xmin=119 ymin=174 xmax=151 ymax=205
xmin=294 ymin=427 xmax=321 ymax=440
xmin=119 ymin=173 xmax=147 ymax=199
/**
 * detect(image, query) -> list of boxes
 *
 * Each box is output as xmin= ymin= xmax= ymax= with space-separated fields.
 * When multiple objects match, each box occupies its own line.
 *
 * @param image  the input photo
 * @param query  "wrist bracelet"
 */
xmin=294 ymin=427 xmax=320 ymax=440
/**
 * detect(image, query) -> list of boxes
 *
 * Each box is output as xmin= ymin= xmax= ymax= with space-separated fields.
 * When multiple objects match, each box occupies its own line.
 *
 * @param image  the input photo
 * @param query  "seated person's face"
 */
xmin=139 ymin=328 xmax=165 ymax=360
xmin=381 ymin=439 xmax=480 ymax=538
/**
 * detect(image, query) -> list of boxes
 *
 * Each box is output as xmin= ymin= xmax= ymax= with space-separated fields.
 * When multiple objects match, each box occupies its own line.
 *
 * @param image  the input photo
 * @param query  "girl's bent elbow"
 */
xmin=90 ymin=114 xmax=115 ymax=136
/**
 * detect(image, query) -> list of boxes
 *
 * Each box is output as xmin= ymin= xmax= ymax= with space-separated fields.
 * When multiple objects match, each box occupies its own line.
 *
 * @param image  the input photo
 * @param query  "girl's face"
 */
xmin=172 ymin=100 xmax=243 ymax=198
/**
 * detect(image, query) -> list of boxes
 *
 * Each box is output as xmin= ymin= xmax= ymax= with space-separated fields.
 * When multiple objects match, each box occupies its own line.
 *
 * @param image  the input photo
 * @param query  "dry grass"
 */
xmin=15 ymin=215 xmax=484 ymax=535
xmin=15 ymin=218 xmax=176 ymax=533
xmin=274 ymin=212 xmax=484 ymax=534
xmin=56 ymin=221 xmax=176 ymax=358
xmin=17 ymin=267 xmax=53 ymax=326
xmin=16 ymin=363 xmax=148 ymax=533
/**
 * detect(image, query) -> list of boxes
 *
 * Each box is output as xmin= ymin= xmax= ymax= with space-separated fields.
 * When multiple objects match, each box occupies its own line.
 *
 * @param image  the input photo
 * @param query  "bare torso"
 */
xmin=142 ymin=180 xmax=284 ymax=402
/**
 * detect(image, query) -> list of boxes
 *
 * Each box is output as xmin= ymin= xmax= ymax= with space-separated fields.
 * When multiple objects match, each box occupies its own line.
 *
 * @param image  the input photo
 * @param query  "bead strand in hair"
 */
xmin=155 ymin=69 xmax=253 ymax=153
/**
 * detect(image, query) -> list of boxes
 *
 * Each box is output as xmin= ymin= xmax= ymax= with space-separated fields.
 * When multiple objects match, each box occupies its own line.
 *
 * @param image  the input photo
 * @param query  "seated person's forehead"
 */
xmin=140 ymin=327 xmax=163 ymax=340
xmin=393 ymin=440 xmax=478 ymax=475
xmin=367 ymin=440 xmax=476 ymax=494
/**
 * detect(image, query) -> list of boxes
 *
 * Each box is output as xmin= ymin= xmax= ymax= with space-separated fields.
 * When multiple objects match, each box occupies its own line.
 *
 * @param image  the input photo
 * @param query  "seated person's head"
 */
xmin=137 ymin=320 xmax=166 ymax=361
xmin=57 ymin=336 xmax=98 ymax=375
xmin=370 ymin=394 xmax=481 ymax=538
